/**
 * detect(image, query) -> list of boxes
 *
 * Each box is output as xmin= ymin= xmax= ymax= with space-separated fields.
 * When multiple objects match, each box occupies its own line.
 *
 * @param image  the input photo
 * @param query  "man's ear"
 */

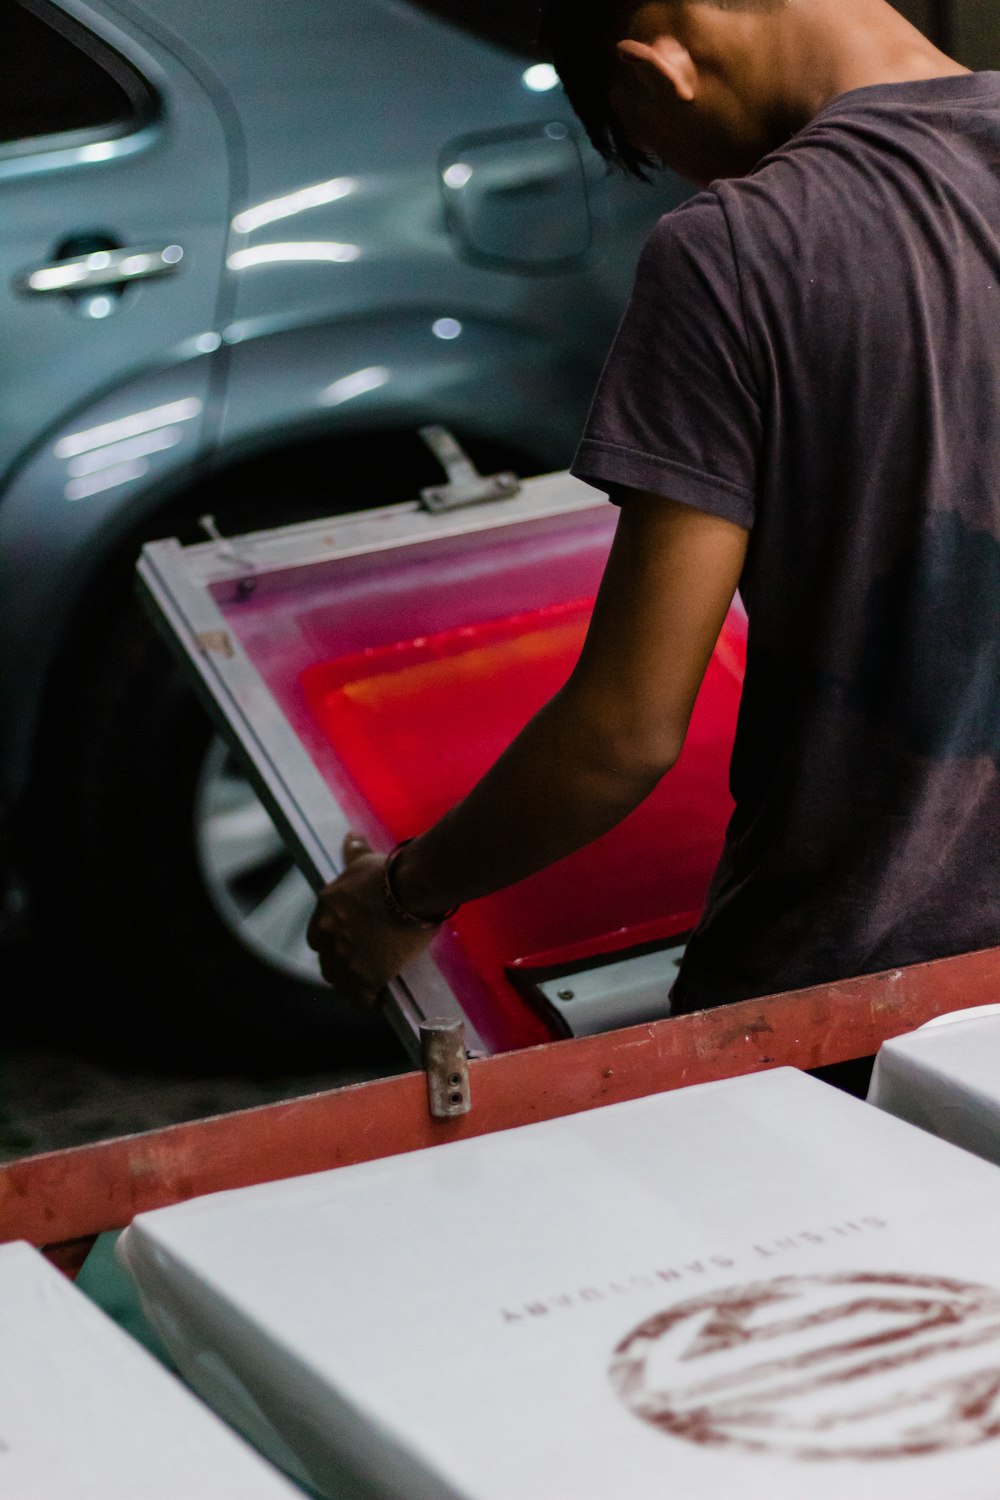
xmin=616 ymin=36 xmax=698 ymax=103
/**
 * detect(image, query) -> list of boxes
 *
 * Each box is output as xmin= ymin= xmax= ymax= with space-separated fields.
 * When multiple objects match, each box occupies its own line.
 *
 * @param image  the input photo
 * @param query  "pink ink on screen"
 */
xmin=300 ymin=595 xmax=746 ymax=1049
xmin=213 ymin=512 xmax=745 ymax=1051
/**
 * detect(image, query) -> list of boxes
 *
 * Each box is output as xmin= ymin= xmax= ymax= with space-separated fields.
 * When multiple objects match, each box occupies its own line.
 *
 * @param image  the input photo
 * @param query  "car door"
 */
xmin=0 ymin=0 xmax=230 ymax=486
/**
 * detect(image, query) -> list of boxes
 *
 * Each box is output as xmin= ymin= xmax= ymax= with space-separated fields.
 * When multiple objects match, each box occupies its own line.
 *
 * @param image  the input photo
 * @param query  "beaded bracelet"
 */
xmin=382 ymin=839 xmax=458 ymax=929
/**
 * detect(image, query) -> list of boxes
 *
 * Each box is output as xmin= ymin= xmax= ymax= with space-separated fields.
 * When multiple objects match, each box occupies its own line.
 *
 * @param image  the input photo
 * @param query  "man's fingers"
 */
xmin=342 ymin=831 xmax=373 ymax=865
xmin=305 ymin=893 xmax=331 ymax=952
xmin=309 ymin=840 xmax=402 ymax=1008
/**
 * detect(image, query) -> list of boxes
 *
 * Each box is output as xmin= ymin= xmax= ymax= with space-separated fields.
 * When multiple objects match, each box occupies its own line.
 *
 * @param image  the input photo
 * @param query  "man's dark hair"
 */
xmin=539 ymin=0 xmax=655 ymax=178
xmin=540 ymin=0 xmax=782 ymax=178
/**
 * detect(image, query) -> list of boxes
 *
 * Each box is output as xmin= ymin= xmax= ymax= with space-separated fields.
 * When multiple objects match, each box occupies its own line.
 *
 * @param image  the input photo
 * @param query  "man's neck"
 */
xmin=772 ymin=0 xmax=970 ymax=129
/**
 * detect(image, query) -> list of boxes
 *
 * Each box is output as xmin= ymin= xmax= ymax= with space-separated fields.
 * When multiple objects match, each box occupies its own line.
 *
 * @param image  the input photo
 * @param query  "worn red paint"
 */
xmin=1 ymin=946 xmax=998 ymax=1254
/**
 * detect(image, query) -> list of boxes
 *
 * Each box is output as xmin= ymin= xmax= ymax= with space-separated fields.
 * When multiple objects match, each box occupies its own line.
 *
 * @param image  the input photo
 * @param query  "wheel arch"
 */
xmin=1 ymin=302 xmax=595 ymax=877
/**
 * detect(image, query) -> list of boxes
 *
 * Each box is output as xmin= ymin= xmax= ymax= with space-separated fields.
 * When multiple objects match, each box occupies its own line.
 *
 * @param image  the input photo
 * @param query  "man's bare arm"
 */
xmin=308 ymin=493 xmax=748 ymax=999
xmin=393 ymin=492 xmax=749 ymax=914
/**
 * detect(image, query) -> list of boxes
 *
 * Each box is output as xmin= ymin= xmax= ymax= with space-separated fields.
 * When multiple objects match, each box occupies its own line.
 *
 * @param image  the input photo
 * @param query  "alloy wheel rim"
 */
xmin=194 ymin=736 xmax=321 ymax=983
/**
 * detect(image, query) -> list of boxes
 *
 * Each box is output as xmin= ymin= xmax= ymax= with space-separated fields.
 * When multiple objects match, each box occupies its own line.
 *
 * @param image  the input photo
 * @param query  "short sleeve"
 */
xmin=572 ymin=194 xmax=761 ymax=529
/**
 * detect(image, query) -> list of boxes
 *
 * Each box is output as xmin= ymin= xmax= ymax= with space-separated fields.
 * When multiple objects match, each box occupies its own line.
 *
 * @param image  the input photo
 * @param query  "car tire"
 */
xmin=55 ymin=594 xmax=405 ymax=1074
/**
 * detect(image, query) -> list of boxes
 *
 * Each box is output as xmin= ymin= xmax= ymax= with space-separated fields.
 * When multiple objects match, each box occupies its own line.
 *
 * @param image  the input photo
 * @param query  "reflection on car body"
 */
xmin=0 ymin=0 xmax=686 ymax=1066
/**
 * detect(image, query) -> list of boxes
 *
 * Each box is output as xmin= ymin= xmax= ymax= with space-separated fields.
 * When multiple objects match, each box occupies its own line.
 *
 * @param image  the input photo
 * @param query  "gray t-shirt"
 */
xmin=573 ymin=73 xmax=1000 ymax=1010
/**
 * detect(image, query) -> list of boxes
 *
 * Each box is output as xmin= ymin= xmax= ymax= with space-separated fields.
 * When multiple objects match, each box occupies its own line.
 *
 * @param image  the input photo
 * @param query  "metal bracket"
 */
xmin=420 ymin=1018 xmax=472 ymax=1119
xmin=418 ymin=426 xmax=520 ymax=512
xmin=198 ymin=514 xmax=259 ymax=592
xmin=194 ymin=629 xmax=235 ymax=659
xmin=535 ymin=942 xmax=684 ymax=1037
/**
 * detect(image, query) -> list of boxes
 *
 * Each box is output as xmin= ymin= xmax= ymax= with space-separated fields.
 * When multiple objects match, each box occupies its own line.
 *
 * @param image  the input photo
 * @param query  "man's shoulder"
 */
xmin=646 ymin=168 xmax=804 ymax=267
xmin=637 ymin=191 xmax=736 ymax=290
xmin=646 ymin=191 xmax=730 ymax=251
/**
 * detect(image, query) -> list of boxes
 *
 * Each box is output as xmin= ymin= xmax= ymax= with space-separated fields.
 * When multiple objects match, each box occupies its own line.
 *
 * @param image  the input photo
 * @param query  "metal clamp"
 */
xmin=418 ymin=426 xmax=520 ymax=512
xmin=198 ymin=514 xmax=259 ymax=593
xmin=420 ymin=1018 xmax=471 ymax=1119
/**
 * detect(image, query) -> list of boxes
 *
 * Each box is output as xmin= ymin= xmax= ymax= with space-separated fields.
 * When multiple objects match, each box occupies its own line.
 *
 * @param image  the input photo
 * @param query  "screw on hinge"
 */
xmin=420 ymin=1018 xmax=471 ymax=1119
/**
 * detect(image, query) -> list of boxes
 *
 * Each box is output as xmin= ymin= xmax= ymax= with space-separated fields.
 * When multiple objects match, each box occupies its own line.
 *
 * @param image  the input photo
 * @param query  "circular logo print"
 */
xmin=610 ymin=1272 xmax=1000 ymax=1461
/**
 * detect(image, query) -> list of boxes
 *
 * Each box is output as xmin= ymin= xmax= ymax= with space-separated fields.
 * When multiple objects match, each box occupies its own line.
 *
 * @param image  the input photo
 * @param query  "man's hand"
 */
xmin=306 ymin=834 xmax=438 ymax=1007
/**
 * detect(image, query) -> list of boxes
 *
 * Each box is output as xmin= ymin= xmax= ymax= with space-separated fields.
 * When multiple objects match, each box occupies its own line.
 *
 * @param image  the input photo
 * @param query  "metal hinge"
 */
xmin=420 ymin=1018 xmax=472 ymax=1119
xmin=418 ymin=426 xmax=520 ymax=512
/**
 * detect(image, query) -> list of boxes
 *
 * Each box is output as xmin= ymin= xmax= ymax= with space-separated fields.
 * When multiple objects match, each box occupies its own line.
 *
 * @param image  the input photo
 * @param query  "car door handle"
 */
xmin=18 ymin=244 xmax=184 ymax=295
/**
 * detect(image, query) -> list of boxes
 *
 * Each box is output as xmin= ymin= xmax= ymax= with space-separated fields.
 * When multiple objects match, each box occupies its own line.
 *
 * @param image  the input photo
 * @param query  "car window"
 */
xmin=2 ymin=0 xmax=152 ymax=148
xmin=405 ymin=0 xmax=545 ymax=58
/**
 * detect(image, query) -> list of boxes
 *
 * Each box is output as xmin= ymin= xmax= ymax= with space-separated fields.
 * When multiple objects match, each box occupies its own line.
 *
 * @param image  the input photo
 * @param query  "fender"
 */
xmin=215 ymin=306 xmax=595 ymax=471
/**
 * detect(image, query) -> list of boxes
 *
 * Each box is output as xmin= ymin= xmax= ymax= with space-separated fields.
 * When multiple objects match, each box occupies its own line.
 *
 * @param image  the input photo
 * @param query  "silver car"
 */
xmin=1 ymin=0 xmax=685 ymax=1066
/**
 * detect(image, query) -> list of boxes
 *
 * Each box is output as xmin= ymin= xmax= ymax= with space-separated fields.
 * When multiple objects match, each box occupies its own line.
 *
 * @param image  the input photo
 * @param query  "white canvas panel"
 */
xmin=869 ymin=1007 xmax=1000 ymax=1164
xmin=0 ymin=1241 xmax=301 ymax=1499
xmin=119 ymin=1068 xmax=1000 ymax=1500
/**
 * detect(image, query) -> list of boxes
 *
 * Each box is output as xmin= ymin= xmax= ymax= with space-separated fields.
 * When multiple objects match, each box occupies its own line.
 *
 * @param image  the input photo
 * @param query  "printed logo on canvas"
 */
xmin=610 ymin=1272 xmax=1000 ymax=1460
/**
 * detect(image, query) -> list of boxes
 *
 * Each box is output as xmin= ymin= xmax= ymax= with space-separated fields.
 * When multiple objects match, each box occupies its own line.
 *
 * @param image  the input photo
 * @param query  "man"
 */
xmin=308 ymin=0 xmax=1000 ymax=1015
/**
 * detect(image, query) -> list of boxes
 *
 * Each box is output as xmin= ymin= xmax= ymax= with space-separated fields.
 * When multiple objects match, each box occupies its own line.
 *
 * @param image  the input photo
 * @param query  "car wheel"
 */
xmin=53 ymin=595 xmax=404 ymax=1073
xmin=193 ymin=735 xmax=321 ymax=986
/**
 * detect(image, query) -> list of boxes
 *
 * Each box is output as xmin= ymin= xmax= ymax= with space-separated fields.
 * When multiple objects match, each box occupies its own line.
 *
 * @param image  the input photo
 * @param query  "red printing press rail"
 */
xmin=3 ymin=943 xmax=999 ymax=1272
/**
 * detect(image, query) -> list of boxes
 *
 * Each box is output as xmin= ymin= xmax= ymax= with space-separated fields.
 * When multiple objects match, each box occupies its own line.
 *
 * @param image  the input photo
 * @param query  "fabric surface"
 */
xmin=0 ymin=1242 xmax=302 ymax=1499
xmin=574 ymin=73 xmax=1000 ymax=1009
xmin=118 ymin=1068 xmax=1000 ymax=1499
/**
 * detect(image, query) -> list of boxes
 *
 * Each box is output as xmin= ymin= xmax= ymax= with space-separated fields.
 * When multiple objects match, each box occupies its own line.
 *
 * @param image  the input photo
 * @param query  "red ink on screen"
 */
xmin=299 ymin=595 xmax=745 ymax=1045
xmin=214 ymin=514 xmax=744 ymax=1050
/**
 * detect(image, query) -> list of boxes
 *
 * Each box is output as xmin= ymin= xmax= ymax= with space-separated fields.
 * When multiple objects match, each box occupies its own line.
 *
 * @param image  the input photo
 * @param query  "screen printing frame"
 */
xmin=138 ymin=470 xmax=632 ymax=1062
